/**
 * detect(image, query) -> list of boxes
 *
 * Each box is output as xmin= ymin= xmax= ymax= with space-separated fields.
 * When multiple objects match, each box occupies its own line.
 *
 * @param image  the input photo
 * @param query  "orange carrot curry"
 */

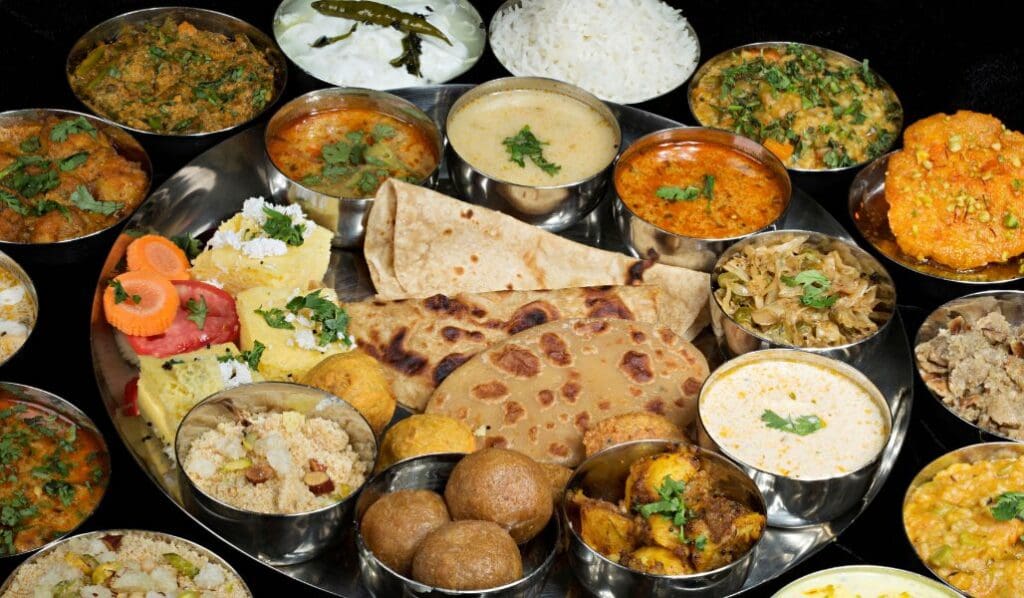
xmin=0 ymin=393 xmax=109 ymax=556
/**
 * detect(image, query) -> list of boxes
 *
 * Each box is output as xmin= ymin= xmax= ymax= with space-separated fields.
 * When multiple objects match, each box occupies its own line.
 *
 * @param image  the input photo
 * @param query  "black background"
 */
xmin=1 ymin=0 xmax=1023 ymax=595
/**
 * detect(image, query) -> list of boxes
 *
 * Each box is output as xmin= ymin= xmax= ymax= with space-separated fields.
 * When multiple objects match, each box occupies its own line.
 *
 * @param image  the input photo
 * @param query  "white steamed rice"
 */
xmin=490 ymin=0 xmax=700 ymax=104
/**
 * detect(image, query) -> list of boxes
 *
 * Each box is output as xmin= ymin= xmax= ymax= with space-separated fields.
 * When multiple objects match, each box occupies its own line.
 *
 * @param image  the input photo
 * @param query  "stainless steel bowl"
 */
xmin=902 ymin=442 xmax=1024 ymax=597
xmin=709 ymin=229 xmax=897 ymax=362
xmin=687 ymin=41 xmax=902 ymax=173
xmin=0 ymin=251 xmax=38 ymax=367
xmin=175 ymin=381 xmax=378 ymax=565
xmin=265 ymin=87 xmax=444 ymax=248
xmin=562 ymin=440 xmax=766 ymax=597
xmin=696 ymin=350 xmax=892 ymax=527
xmin=612 ymin=126 xmax=792 ymax=272
xmin=0 ymin=529 xmax=252 ymax=595
xmin=445 ymin=77 xmax=621 ymax=231
xmin=914 ymin=290 xmax=1024 ymax=443
xmin=0 ymin=382 xmax=111 ymax=559
xmin=770 ymin=564 xmax=963 ymax=597
xmin=353 ymin=453 xmax=560 ymax=597
xmin=66 ymin=6 xmax=288 ymax=139
xmin=0 ymin=108 xmax=152 ymax=265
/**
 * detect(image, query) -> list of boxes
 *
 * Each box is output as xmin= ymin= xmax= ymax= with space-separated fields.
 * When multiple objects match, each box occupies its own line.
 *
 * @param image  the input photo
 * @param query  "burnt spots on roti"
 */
xmin=540 ymin=332 xmax=572 ymax=366
xmin=433 ymin=352 xmax=471 ymax=385
xmin=440 ymin=326 xmax=485 ymax=343
xmin=491 ymin=345 xmax=541 ymax=377
xmin=363 ymin=328 xmax=428 ymax=376
xmin=472 ymin=380 xmax=509 ymax=401
xmin=506 ymin=300 xmax=561 ymax=335
xmin=620 ymin=350 xmax=654 ymax=383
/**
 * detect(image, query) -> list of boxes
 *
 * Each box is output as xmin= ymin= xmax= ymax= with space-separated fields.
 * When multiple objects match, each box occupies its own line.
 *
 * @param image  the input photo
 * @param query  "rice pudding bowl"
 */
xmin=700 ymin=350 xmax=890 ymax=481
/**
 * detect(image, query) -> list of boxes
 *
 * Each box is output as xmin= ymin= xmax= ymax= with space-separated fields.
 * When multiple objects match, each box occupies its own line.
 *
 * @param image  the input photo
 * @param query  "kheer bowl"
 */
xmin=175 ymin=382 xmax=378 ymax=565
xmin=354 ymin=453 xmax=560 ymax=597
xmin=265 ymin=87 xmax=444 ymax=248
xmin=709 ymin=229 xmax=897 ymax=363
xmin=445 ymin=77 xmax=621 ymax=231
xmin=697 ymin=350 xmax=892 ymax=527
xmin=562 ymin=440 xmax=766 ymax=597
xmin=613 ymin=127 xmax=792 ymax=272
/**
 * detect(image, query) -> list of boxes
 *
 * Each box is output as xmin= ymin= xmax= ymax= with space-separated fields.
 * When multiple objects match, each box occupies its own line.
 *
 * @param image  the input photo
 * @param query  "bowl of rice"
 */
xmin=176 ymin=382 xmax=377 ymax=565
xmin=488 ymin=0 xmax=700 ymax=104
xmin=0 ymin=529 xmax=250 ymax=597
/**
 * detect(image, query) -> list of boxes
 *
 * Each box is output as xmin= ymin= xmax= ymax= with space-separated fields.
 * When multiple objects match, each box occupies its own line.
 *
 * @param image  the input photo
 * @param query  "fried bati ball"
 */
xmin=582 ymin=412 xmax=685 ymax=457
xmin=444 ymin=448 xmax=553 ymax=544
xmin=412 ymin=520 xmax=523 ymax=590
xmin=360 ymin=489 xmax=450 ymax=576
xmin=376 ymin=414 xmax=477 ymax=472
xmin=302 ymin=349 xmax=396 ymax=436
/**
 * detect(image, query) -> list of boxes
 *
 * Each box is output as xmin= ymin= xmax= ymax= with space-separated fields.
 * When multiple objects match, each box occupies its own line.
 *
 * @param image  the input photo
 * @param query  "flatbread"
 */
xmin=365 ymin=180 xmax=710 ymax=340
xmin=345 ymin=286 xmax=662 ymax=411
xmin=425 ymin=318 xmax=710 ymax=467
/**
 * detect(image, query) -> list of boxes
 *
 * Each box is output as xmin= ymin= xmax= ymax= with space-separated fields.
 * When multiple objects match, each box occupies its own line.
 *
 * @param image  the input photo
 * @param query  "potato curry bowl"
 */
xmin=563 ymin=441 xmax=766 ymax=597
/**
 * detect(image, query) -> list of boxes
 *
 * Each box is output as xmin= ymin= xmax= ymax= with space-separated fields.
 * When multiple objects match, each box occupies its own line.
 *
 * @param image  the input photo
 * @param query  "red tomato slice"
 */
xmin=123 ymin=376 xmax=140 ymax=417
xmin=126 ymin=280 xmax=239 ymax=357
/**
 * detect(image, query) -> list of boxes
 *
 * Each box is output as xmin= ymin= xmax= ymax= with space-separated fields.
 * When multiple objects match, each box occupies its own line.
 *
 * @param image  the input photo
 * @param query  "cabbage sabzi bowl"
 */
xmin=709 ymin=229 xmax=897 ymax=363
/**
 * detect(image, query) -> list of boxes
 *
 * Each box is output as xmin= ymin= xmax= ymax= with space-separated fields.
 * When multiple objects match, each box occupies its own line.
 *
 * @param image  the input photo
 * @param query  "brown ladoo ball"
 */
xmin=360 ymin=489 xmax=450 ymax=576
xmin=412 ymin=520 xmax=523 ymax=590
xmin=444 ymin=448 xmax=553 ymax=544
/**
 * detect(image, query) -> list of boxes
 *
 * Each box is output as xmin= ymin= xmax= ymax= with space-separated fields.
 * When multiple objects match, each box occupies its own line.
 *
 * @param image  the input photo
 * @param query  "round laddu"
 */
xmin=444 ymin=448 xmax=553 ymax=544
xmin=376 ymin=413 xmax=477 ymax=472
xmin=411 ymin=520 xmax=523 ymax=590
xmin=425 ymin=318 xmax=710 ymax=467
xmin=360 ymin=489 xmax=450 ymax=576
xmin=583 ymin=411 xmax=685 ymax=457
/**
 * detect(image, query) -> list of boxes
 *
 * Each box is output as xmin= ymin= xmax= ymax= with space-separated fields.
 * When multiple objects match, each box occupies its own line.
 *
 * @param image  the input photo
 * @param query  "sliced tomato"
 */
xmin=123 ymin=377 xmax=140 ymax=417
xmin=126 ymin=280 xmax=239 ymax=357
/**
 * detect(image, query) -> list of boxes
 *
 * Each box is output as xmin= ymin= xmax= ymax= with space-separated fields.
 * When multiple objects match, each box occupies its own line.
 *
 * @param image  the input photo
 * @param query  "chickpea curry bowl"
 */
xmin=67 ymin=7 xmax=287 ymax=136
xmin=0 ymin=109 xmax=150 ymax=246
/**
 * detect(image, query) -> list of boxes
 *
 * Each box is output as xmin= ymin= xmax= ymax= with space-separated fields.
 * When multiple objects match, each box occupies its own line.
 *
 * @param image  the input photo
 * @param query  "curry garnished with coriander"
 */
xmin=690 ymin=43 xmax=901 ymax=170
xmin=0 ymin=114 xmax=148 ymax=243
xmin=615 ymin=140 xmax=787 ymax=239
xmin=0 ymin=394 xmax=109 ymax=556
xmin=70 ymin=18 xmax=276 ymax=134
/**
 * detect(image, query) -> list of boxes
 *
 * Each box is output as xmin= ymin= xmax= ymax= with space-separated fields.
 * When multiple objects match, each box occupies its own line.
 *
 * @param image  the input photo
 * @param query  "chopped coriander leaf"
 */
xmin=186 ymin=296 xmax=208 ymax=330
xmin=781 ymin=269 xmax=837 ymax=308
xmin=503 ymin=125 xmax=561 ymax=176
xmin=0 ymin=190 xmax=28 ymax=215
xmin=42 ymin=480 xmax=76 ymax=506
xmin=58 ymin=151 xmax=89 ymax=172
xmin=50 ymin=116 xmax=97 ymax=142
xmin=171 ymin=233 xmax=203 ymax=260
xmin=261 ymin=206 xmax=305 ymax=246
xmin=18 ymin=136 xmax=41 ymax=153
xmin=108 ymin=279 xmax=141 ymax=305
xmin=636 ymin=476 xmax=696 ymax=545
xmin=372 ymin=123 xmax=397 ymax=141
xmin=70 ymin=185 xmax=122 ymax=215
xmin=240 ymin=340 xmax=266 ymax=370
xmin=656 ymin=185 xmax=701 ymax=201
xmin=256 ymin=307 xmax=294 ymax=330
xmin=285 ymin=290 xmax=351 ymax=346
xmin=990 ymin=491 xmax=1024 ymax=522
xmin=761 ymin=409 xmax=825 ymax=435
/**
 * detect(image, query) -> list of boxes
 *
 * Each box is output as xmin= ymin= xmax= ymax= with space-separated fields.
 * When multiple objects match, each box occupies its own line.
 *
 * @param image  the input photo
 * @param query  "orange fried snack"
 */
xmin=886 ymin=110 xmax=1024 ymax=270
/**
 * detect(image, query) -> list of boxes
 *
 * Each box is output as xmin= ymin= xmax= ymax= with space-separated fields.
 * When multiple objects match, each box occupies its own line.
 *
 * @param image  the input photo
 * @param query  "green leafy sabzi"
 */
xmin=636 ymin=476 xmax=707 ymax=550
xmin=761 ymin=409 xmax=825 ymax=436
xmin=503 ymin=126 xmax=562 ymax=176
xmin=781 ymin=269 xmax=837 ymax=309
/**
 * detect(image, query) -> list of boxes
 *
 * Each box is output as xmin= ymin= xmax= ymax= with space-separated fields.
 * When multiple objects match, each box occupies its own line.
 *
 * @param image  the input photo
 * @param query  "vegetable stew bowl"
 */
xmin=0 ymin=108 xmax=152 ymax=265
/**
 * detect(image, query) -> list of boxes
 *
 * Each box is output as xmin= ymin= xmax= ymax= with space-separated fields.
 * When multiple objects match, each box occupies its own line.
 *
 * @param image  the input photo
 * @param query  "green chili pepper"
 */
xmin=310 ymin=23 xmax=359 ymax=48
xmin=311 ymin=0 xmax=452 ymax=45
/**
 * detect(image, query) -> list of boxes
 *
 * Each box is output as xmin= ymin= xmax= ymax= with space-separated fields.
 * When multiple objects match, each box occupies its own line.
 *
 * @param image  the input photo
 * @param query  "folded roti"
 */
xmin=365 ymin=180 xmax=710 ymax=340
xmin=345 ymin=285 xmax=662 ymax=411
xmin=425 ymin=318 xmax=710 ymax=467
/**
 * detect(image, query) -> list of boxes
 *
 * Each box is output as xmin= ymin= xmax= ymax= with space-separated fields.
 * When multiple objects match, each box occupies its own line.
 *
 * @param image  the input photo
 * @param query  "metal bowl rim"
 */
xmin=912 ymin=289 xmax=1024 ymax=443
xmin=710 ymin=228 xmax=898 ymax=353
xmin=686 ymin=40 xmax=903 ymax=173
xmin=0 ymin=108 xmax=153 ymax=248
xmin=697 ymin=348 xmax=894 ymax=482
xmin=769 ymin=564 xmax=964 ymax=597
xmin=65 ymin=5 xmax=289 ymax=139
xmin=611 ymin=125 xmax=793 ymax=243
xmin=0 ymin=381 xmax=112 ymax=560
xmin=445 ymin=75 xmax=622 ymax=190
xmin=488 ymin=0 xmax=701 ymax=105
xmin=0 ymin=250 xmax=39 ymax=367
xmin=174 ymin=380 xmax=378 ymax=520
xmin=561 ymin=439 xmax=767 ymax=581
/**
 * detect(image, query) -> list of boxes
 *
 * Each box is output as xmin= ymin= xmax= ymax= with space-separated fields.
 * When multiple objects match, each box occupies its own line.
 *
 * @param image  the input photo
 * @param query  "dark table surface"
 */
xmin=1 ymin=0 xmax=1022 ymax=595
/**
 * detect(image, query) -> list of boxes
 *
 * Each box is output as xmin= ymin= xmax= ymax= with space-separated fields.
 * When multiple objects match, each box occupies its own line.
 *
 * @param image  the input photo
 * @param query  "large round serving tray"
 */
xmin=89 ymin=84 xmax=914 ymax=597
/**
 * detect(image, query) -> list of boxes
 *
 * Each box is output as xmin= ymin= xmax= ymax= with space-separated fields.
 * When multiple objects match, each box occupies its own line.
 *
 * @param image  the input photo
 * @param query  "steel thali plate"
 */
xmin=89 ymin=84 xmax=913 ymax=596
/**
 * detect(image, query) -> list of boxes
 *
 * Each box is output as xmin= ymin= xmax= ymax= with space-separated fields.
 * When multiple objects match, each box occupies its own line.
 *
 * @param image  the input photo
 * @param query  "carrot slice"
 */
xmin=103 ymin=271 xmax=180 ymax=336
xmin=126 ymin=235 xmax=191 ymax=280
xmin=763 ymin=138 xmax=795 ymax=162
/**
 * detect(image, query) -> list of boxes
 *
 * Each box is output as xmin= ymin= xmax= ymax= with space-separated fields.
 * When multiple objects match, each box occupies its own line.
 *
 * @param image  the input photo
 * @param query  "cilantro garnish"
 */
xmin=186 ymin=296 xmax=208 ymax=330
xmin=285 ymin=290 xmax=351 ymax=346
xmin=256 ymin=307 xmax=294 ymax=330
xmin=503 ymin=125 xmax=561 ymax=176
xmin=49 ymin=116 xmax=97 ymax=142
xmin=171 ymin=233 xmax=203 ymax=260
xmin=636 ymin=476 xmax=697 ymax=545
xmin=781 ymin=269 xmax=837 ymax=309
xmin=761 ymin=409 xmax=824 ymax=436
xmin=261 ymin=206 xmax=305 ymax=246
xmin=108 ymin=279 xmax=141 ymax=305
xmin=990 ymin=492 xmax=1024 ymax=522
xmin=70 ymin=185 xmax=122 ymax=215
xmin=58 ymin=151 xmax=89 ymax=172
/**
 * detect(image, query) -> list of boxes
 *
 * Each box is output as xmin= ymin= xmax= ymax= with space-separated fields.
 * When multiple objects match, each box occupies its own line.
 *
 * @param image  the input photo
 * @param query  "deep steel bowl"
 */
xmin=696 ymin=349 xmax=892 ymax=527
xmin=66 ymin=7 xmax=288 ymax=141
xmin=353 ymin=452 xmax=560 ymax=597
xmin=0 ymin=382 xmax=111 ymax=559
xmin=770 ymin=564 xmax=963 ymax=597
xmin=914 ymin=290 xmax=1024 ymax=443
xmin=902 ymin=442 xmax=1024 ymax=597
xmin=0 ymin=529 xmax=251 ymax=595
xmin=0 ymin=251 xmax=38 ymax=367
xmin=0 ymin=108 xmax=152 ymax=265
xmin=265 ymin=87 xmax=444 ymax=248
xmin=445 ymin=77 xmax=621 ymax=231
xmin=709 ymin=229 xmax=897 ymax=362
xmin=175 ymin=382 xmax=378 ymax=565
xmin=562 ymin=440 xmax=766 ymax=597
xmin=687 ymin=41 xmax=902 ymax=173
xmin=489 ymin=0 xmax=701 ymax=105
xmin=612 ymin=126 xmax=792 ymax=272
